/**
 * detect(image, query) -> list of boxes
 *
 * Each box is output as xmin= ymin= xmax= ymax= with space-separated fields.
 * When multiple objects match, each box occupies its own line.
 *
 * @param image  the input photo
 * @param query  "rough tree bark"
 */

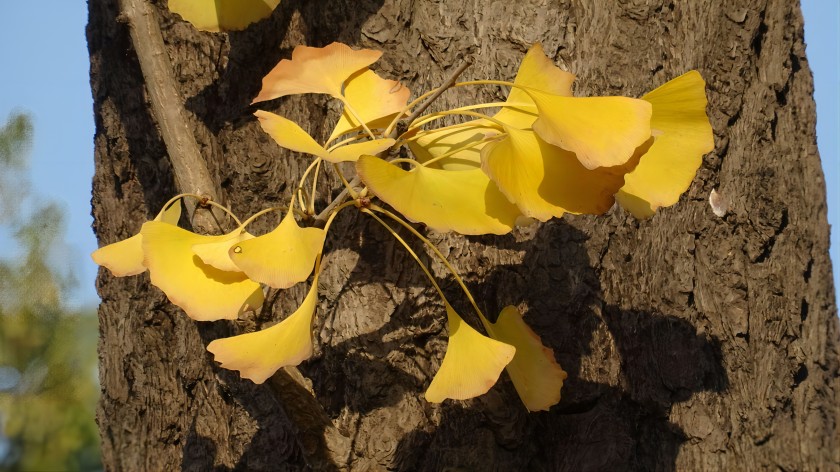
xmin=88 ymin=0 xmax=839 ymax=470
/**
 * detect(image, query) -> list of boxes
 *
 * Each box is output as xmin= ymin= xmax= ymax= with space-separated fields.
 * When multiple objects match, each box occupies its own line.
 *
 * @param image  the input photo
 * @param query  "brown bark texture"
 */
xmin=88 ymin=0 xmax=839 ymax=470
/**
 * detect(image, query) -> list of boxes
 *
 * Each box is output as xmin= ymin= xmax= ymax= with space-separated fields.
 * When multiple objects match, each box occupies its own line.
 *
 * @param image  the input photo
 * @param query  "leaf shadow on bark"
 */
xmin=158 ymin=208 xmax=728 ymax=471
xmin=380 ymin=219 xmax=729 ymax=471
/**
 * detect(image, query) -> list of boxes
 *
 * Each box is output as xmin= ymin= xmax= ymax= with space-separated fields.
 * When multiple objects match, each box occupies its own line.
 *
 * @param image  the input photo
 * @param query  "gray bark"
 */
xmin=88 ymin=0 xmax=839 ymax=470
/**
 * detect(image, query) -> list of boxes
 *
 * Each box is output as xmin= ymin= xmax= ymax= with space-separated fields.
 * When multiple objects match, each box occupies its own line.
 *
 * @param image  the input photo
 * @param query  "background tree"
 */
xmin=0 ymin=112 xmax=101 ymax=471
xmin=88 ymin=0 xmax=839 ymax=470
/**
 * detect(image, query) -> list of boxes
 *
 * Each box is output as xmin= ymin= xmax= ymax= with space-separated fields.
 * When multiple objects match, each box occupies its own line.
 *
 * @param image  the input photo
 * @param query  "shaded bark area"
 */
xmin=89 ymin=0 xmax=839 ymax=470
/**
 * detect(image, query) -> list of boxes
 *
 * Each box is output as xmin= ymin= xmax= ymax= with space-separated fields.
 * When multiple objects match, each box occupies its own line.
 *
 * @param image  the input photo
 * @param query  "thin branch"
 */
xmin=312 ymin=177 xmax=359 ymax=228
xmin=401 ymin=59 xmax=473 ymax=128
xmin=118 ymin=0 xmax=222 ymax=233
xmin=117 ymin=1 xmax=348 ymax=466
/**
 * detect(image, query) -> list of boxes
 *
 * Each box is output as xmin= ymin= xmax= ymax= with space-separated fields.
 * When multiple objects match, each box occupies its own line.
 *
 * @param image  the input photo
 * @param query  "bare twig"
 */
xmin=118 ymin=0 xmax=222 ymax=233
xmin=312 ymin=177 xmax=360 ymax=228
xmin=401 ymin=59 xmax=473 ymax=128
xmin=312 ymin=59 xmax=473 ymax=227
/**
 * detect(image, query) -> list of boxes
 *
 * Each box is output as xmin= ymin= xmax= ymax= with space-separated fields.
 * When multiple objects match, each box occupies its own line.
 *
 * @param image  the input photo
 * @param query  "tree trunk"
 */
xmin=88 ymin=0 xmax=839 ymax=470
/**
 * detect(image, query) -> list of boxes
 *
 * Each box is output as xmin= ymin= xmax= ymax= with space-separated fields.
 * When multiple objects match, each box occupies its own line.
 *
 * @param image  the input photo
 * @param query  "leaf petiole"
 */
xmin=362 ymin=208 xmax=448 ymax=303
xmin=368 ymin=204 xmax=493 ymax=330
xmin=331 ymin=163 xmax=358 ymax=200
xmin=158 ymin=193 xmax=243 ymax=229
xmin=340 ymin=98 xmax=377 ymax=140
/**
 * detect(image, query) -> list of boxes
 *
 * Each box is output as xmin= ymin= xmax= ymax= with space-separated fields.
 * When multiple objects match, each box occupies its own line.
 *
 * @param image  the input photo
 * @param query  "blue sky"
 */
xmin=0 ymin=3 xmax=95 ymax=307
xmin=0 ymin=2 xmax=837 ymax=308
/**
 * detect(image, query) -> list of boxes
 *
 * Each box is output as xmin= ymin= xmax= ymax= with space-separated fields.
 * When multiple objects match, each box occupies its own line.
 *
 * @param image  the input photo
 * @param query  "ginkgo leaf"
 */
xmin=208 ymin=275 xmax=320 ymax=383
xmin=481 ymin=127 xmax=645 ymax=220
xmin=169 ymin=0 xmax=280 ymax=32
xmin=192 ymin=230 xmax=255 ymax=273
xmin=616 ymin=71 xmax=714 ymax=218
xmin=229 ymin=211 xmax=325 ymax=289
xmin=408 ymin=44 xmax=573 ymax=169
xmin=530 ymin=92 xmax=652 ymax=170
xmin=425 ymin=304 xmax=516 ymax=403
xmin=91 ymin=200 xmax=182 ymax=277
xmin=255 ymin=110 xmax=394 ymax=163
xmin=141 ymin=221 xmax=264 ymax=321
xmin=253 ymin=42 xmax=382 ymax=103
xmin=493 ymin=43 xmax=575 ymax=129
xmin=356 ymin=155 xmax=521 ymax=235
xmin=483 ymin=306 xmax=566 ymax=412
xmin=329 ymin=69 xmax=410 ymax=142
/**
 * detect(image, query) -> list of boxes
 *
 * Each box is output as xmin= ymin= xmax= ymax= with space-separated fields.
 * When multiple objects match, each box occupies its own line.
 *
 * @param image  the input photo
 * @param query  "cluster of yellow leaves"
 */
xmin=92 ymin=200 xmax=326 ymax=372
xmin=93 ymin=40 xmax=713 ymax=412
xmin=367 ymin=44 xmax=714 ymax=227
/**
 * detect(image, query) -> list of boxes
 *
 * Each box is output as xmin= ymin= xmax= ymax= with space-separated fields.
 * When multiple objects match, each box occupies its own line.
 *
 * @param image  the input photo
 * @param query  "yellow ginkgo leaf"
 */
xmin=481 ymin=127 xmax=642 ymax=220
xmin=483 ymin=306 xmax=567 ymax=412
xmin=616 ymin=71 xmax=714 ymax=218
xmin=493 ymin=43 xmax=575 ymax=129
xmin=357 ymin=155 xmax=521 ymax=235
xmin=253 ymin=42 xmax=382 ymax=103
xmin=141 ymin=221 xmax=264 ymax=321
xmin=329 ymin=69 xmax=410 ymax=142
xmin=229 ymin=211 xmax=325 ymax=289
xmin=255 ymin=110 xmax=395 ymax=163
xmin=168 ymin=0 xmax=280 ymax=32
xmin=530 ymin=92 xmax=652 ymax=170
xmin=192 ymin=230 xmax=255 ymax=273
xmin=91 ymin=200 xmax=182 ymax=277
xmin=425 ymin=304 xmax=516 ymax=403
xmin=255 ymin=110 xmax=324 ymax=155
xmin=208 ymin=274 xmax=320 ymax=383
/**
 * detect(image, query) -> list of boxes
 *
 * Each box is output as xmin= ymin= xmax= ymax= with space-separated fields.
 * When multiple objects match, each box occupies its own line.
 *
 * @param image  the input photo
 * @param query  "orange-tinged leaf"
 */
xmin=356 ymin=155 xmax=521 ymax=235
xmin=141 ymin=221 xmax=264 ymax=321
xmin=425 ymin=304 xmax=516 ymax=403
xmin=256 ymin=110 xmax=394 ymax=163
xmin=208 ymin=275 xmax=320 ymax=383
xmin=329 ymin=69 xmax=410 ymax=142
xmin=169 ymin=0 xmax=280 ymax=32
xmin=253 ymin=42 xmax=382 ymax=103
xmin=481 ymin=127 xmax=642 ymax=220
xmin=617 ymin=71 xmax=714 ymax=217
xmin=192 ymin=231 xmax=255 ymax=273
xmin=531 ymin=93 xmax=652 ymax=170
xmin=91 ymin=201 xmax=182 ymax=277
xmin=484 ymin=306 xmax=567 ymax=411
xmin=229 ymin=211 xmax=325 ymax=289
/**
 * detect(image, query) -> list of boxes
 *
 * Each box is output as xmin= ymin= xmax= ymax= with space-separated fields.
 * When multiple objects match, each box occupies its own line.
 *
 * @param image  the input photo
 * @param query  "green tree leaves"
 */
xmin=0 ymin=112 xmax=101 ymax=471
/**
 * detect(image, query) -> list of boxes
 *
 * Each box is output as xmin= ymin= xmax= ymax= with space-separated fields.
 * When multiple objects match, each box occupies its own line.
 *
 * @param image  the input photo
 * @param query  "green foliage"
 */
xmin=0 ymin=113 xmax=33 ymax=223
xmin=0 ymin=112 xmax=32 ymax=168
xmin=0 ymin=112 xmax=101 ymax=471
